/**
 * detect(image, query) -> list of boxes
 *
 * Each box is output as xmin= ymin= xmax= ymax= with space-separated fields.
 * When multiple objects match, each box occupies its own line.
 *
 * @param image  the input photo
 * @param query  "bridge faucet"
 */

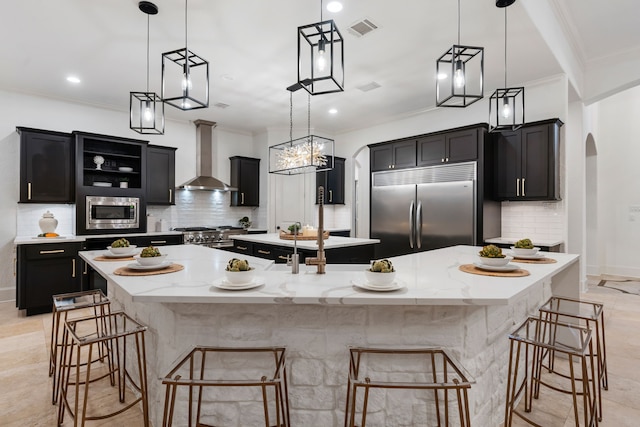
xmin=305 ymin=186 xmax=326 ymax=274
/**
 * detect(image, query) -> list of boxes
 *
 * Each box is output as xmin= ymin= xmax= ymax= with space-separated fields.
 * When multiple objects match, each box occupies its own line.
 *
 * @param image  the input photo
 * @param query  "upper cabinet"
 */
xmin=493 ymin=119 xmax=562 ymax=201
xmin=417 ymin=128 xmax=478 ymax=167
xmin=74 ymin=131 xmax=147 ymax=197
xmin=147 ymin=145 xmax=176 ymax=205
xmin=370 ymin=140 xmax=416 ymax=171
xmin=18 ymin=127 xmax=74 ymax=203
xmin=316 ymin=156 xmax=345 ymax=205
xmin=230 ymin=156 xmax=260 ymax=207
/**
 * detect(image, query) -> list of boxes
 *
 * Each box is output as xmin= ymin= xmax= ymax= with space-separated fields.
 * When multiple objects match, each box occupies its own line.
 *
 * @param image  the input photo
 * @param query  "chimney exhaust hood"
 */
xmin=178 ymin=120 xmax=237 ymax=191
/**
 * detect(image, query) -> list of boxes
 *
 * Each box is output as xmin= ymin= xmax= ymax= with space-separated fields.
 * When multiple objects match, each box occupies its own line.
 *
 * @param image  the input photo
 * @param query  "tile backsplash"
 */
xmin=500 ymin=200 xmax=565 ymax=242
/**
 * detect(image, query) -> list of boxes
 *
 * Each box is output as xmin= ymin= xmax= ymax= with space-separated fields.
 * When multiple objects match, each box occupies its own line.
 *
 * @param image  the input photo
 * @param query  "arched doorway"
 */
xmin=585 ymin=133 xmax=599 ymax=276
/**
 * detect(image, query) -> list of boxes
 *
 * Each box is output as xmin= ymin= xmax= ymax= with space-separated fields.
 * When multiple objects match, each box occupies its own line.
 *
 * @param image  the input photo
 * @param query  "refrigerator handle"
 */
xmin=416 ymin=201 xmax=423 ymax=249
xmin=409 ymin=200 xmax=415 ymax=249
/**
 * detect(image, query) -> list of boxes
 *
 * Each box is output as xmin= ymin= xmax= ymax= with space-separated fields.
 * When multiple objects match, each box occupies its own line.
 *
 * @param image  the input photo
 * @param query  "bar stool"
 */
xmin=344 ymin=347 xmax=473 ymax=427
xmin=50 ymin=289 xmax=111 ymax=404
xmin=161 ymin=346 xmax=290 ymax=427
xmin=504 ymin=316 xmax=598 ymax=427
xmin=57 ymin=311 xmax=149 ymax=427
xmin=538 ymin=296 xmax=607 ymax=421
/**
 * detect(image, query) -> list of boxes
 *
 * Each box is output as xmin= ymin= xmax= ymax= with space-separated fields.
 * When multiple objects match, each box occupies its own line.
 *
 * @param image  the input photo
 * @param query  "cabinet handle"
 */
xmin=150 ymin=240 xmax=167 ymax=244
xmin=83 ymin=260 xmax=88 ymax=275
xmin=257 ymin=249 xmax=271 ymax=255
xmin=278 ymin=255 xmax=288 ymax=260
xmin=169 ymin=188 xmax=172 ymax=203
xmin=392 ymin=164 xmax=395 ymax=169
xmin=27 ymin=182 xmax=32 ymax=200
xmin=40 ymin=249 xmax=65 ymax=255
xmin=441 ymin=158 xmax=445 ymax=163
xmin=13 ymin=257 xmax=16 ymax=277
xmin=329 ymin=190 xmax=333 ymax=203
xmin=241 ymin=192 xmax=245 ymax=205
xmin=522 ymin=178 xmax=525 ymax=197
xmin=72 ymin=259 xmax=76 ymax=278
xmin=516 ymin=178 xmax=520 ymax=197
xmin=388 ymin=165 xmax=392 ymax=169
xmin=237 ymin=246 xmax=247 ymax=251
xmin=445 ymin=157 xmax=449 ymax=162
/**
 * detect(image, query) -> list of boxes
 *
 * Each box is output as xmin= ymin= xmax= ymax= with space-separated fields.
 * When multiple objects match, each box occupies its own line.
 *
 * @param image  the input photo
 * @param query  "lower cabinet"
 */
xmin=16 ymin=242 xmax=83 ymax=316
xmin=229 ymin=240 xmax=376 ymax=264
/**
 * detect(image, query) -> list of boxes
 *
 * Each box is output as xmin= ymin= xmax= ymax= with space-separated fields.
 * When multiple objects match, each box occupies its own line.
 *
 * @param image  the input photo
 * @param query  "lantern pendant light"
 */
xmin=436 ymin=0 xmax=484 ymax=107
xmin=130 ymin=1 xmax=164 ymax=135
xmin=161 ymin=0 xmax=209 ymax=110
xmin=297 ymin=0 xmax=344 ymax=95
xmin=489 ymin=0 xmax=524 ymax=132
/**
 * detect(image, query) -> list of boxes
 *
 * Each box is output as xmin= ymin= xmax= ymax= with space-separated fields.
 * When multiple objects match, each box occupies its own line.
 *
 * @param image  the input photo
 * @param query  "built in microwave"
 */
xmin=85 ymin=196 xmax=139 ymax=230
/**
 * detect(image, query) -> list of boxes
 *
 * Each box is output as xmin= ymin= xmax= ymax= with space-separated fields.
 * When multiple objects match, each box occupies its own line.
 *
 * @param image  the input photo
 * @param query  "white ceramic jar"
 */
xmin=38 ymin=211 xmax=58 ymax=234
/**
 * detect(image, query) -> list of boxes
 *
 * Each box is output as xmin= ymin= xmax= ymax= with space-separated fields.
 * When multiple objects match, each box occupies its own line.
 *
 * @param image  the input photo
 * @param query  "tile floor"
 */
xmin=0 ymin=276 xmax=638 ymax=426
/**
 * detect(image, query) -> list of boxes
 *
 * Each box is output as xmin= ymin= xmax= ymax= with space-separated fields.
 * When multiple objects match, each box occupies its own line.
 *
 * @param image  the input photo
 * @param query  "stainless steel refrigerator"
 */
xmin=371 ymin=162 xmax=478 ymax=258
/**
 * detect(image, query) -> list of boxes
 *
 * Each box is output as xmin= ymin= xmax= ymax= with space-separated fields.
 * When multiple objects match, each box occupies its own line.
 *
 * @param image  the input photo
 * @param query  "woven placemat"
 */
xmin=512 ymin=257 xmax=557 ymax=264
xmin=94 ymin=255 xmax=136 ymax=262
xmin=459 ymin=264 xmax=530 ymax=277
xmin=114 ymin=263 xmax=184 ymax=276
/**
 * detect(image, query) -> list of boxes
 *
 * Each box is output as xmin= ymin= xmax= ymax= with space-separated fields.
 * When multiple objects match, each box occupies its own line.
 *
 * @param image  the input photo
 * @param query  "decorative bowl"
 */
xmin=107 ymin=245 xmax=137 ymax=255
xmin=510 ymin=247 xmax=540 ymax=256
xmin=133 ymin=254 xmax=167 ymax=266
xmin=364 ymin=269 xmax=396 ymax=286
xmin=224 ymin=268 xmax=256 ymax=284
xmin=118 ymin=166 xmax=133 ymax=172
xmin=478 ymin=255 xmax=513 ymax=267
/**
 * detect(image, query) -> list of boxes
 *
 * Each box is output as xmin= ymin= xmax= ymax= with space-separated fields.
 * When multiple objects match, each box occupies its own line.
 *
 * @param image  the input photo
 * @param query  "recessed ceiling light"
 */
xmin=66 ymin=76 xmax=81 ymax=84
xmin=327 ymin=1 xmax=343 ymax=13
xmin=329 ymin=108 xmax=338 ymax=114
xmin=221 ymin=74 xmax=234 ymax=81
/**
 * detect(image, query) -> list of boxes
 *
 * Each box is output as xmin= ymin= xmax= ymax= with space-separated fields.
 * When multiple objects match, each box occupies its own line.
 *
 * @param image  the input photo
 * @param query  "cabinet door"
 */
xmin=147 ymin=146 xmax=176 ymax=205
xmin=446 ymin=128 xmax=478 ymax=163
xmin=370 ymin=145 xmax=393 ymax=171
xmin=137 ymin=234 xmax=183 ymax=247
xmin=316 ymin=156 xmax=345 ymax=204
xmin=19 ymin=128 xmax=74 ymax=203
xmin=494 ymin=130 xmax=521 ymax=199
xmin=521 ymin=125 xmax=553 ymax=199
xmin=417 ymin=135 xmax=446 ymax=166
xmin=230 ymin=157 xmax=260 ymax=206
xmin=392 ymin=140 xmax=417 ymax=169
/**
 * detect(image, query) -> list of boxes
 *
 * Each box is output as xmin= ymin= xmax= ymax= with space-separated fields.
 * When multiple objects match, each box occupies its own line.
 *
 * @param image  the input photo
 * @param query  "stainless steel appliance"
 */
xmin=175 ymin=226 xmax=248 ymax=248
xmin=85 ymin=196 xmax=139 ymax=230
xmin=371 ymin=162 xmax=479 ymax=258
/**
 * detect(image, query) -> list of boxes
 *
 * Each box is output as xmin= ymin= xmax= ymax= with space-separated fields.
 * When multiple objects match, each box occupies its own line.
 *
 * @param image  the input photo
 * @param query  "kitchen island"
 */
xmin=79 ymin=244 xmax=579 ymax=426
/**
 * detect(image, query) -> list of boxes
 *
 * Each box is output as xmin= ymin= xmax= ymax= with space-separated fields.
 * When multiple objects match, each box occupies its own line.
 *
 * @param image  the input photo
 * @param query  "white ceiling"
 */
xmin=2 ymin=0 xmax=638 ymax=134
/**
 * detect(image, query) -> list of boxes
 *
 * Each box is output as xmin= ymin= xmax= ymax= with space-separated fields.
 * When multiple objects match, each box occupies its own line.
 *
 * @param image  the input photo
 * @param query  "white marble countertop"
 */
xmin=14 ymin=230 xmax=183 ymax=245
xmin=231 ymin=233 xmax=379 ymax=250
xmin=79 ymin=244 xmax=578 ymax=306
xmin=485 ymin=237 xmax=564 ymax=248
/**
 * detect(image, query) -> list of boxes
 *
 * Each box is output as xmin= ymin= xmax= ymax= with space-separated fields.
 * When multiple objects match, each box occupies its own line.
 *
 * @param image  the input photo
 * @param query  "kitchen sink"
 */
xmin=266 ymin=263 xmax=370 ymax=272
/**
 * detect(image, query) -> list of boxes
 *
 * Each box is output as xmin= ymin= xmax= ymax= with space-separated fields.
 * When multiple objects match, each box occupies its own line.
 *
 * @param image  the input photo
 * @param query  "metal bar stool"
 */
xmin=57 ymin=311 xmax=149 ymax=427
xmin=50 ymin=289 xmax=111 ymax=404
xmin=538 ymin=296 xmax=607 ymax=420
xmin=161 ymin=346 xmax=290 ymax=427
xmin=504 ymin=316 xmax=598 ymax=427
xmin=344 ymin=347 xmax=474 ymax=427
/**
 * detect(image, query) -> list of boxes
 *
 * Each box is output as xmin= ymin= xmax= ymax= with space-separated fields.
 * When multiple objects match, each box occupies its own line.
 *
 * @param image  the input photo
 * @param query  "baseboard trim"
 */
xmin=0 ymin=287 xmax=15 ymax=303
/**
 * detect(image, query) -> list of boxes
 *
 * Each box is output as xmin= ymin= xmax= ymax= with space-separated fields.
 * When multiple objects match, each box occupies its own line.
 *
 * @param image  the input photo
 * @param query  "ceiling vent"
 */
xmin=356 ymin=81 xmax=381 ymax=92
xmin=348 ymin=18 xmax=379 ymax=38
xmin=213 ymin=102 xmax=230 ymax=109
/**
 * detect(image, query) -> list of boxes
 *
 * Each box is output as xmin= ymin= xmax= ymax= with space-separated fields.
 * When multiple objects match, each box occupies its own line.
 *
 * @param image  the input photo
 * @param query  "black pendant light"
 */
xmin=130 ymin=1 xmax=164 ymax=135
xmin=436 ymin=0 xmax=484 ymax=107
xmin=161 ymin=0 xmax=209 ymax=110
xmin=489 ymin=0 xmax=524 ymax=132
xmin=297 ymin=0 xmax=344 ymax=95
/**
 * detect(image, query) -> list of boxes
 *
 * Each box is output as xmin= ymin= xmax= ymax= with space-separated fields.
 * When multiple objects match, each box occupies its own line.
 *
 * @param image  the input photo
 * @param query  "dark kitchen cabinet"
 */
xmin=370 ymin=140 xmax=416 ymax=171
xmin=316 ymin=156 xmax=345 ymax=205
xmin=147 ymin=145 xmax=176 ymax=205
xmin=16 ymin=242 xmax=83 ymax=316
xmin=230 ymin=156 xmax=260 ymax=207
xmin=493 ymin=119 xmax=562 ymax=201
xmin=17 ymin=127 xmax=75 ymax=203
xmin=417 ymin=128 xmax=478 ymax=167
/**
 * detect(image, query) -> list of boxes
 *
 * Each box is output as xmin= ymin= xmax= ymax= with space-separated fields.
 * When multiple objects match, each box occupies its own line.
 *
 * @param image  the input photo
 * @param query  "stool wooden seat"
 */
xmin=504 ymin=316 xmax=598 ymax=427
xmin=161 ymin=346 xmax=290 ymax=427
xmin=50 ymin=289 xmax=111 ymax=404
xmin=344 ymin=347 xmax=473 ymax=427
xmin=57 ymin=311 xmax=149 ymax=427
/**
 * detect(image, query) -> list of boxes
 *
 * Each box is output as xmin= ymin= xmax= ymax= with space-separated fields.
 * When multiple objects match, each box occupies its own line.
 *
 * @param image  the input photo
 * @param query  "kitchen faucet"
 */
xmin=305 ymin=186 xmax=326 ymax=274
xmin=286 ymin=221 xmax=301 ymax=274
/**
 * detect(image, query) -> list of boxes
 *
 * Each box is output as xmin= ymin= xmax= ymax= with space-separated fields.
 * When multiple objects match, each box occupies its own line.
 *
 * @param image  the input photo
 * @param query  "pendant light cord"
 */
xmin=307 ymin=93 xmax=311 ymax=138
xmin=504 ymin=7 xmax=508 ymax=87
xmin=289 ymin=92 xmax=293 ymax=143
xmin=184 ymin=0 xmax=188 ymax=52
xmin=320 ymin=0 xmax=324 ymax=21
xmin=457 ymin=0 xmax=461 ymax=45
xmin=146 ymin=13 xmax=150 ymax=93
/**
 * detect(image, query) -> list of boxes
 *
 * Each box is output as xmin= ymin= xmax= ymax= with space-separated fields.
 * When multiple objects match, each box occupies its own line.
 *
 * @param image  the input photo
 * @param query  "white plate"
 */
xmin=473 ymin=262 xmax=520 ymax=272
xmin=125 ymin=261 xmax=173 ymax=270
xmin=351 ymin=279 xmax=405 ymax=292
xmin=93 ymin=182 xmax=112 ymax=187
xmin=102 ymin=251 xmax=138 ymax=258
xmin=212 ymin=278 xmax=265 ymax=290
xmin=511 ymin=253 xmax=546 ymax=260
xmin=118 ymin=167 xmax=133 ymax=172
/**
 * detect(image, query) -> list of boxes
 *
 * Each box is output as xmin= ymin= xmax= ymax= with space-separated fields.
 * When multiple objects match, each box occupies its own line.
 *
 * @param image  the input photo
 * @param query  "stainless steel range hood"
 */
xmin=178 ymin=120 xmax=237 ymax=191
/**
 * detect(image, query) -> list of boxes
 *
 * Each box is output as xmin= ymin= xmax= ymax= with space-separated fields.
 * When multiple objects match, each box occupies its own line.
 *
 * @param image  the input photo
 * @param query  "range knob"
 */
xmin=185 ymin=234 xmax=195 ymax=243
